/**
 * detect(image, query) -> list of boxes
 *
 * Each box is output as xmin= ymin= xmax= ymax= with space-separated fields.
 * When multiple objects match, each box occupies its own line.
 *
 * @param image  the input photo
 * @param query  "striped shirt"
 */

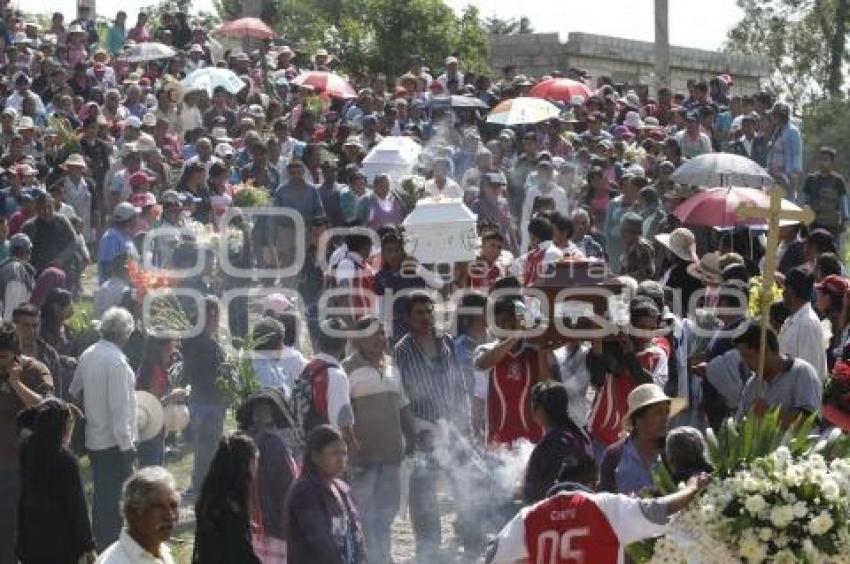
xmin=394 ymin=332 xmax=470 ymax=428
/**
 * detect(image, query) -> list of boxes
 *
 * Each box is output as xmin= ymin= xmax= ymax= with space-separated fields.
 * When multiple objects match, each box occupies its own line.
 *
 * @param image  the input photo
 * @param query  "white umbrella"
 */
xmin=123 ymin=42 xmax=177 ymax=63
xmin=181 ymin=67 xmax=247 ymax=96
xmin=670 ymin=153 xmax=775 ymax=188
xmin=362 ymin=136 xmax=422 ymax=185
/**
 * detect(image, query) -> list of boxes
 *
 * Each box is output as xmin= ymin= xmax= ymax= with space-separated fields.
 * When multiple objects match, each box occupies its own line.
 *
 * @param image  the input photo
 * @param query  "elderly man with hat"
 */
xmin=6 ymin=71 xmax=46 ymax=115
xmin=20 ymin=189 xmax=78 ymax=275
xmin=655 ymin=227 xmax=702 ymax=310
xmin=766 ymin=101 xmax=803 ymax=201
xmin=57 ymin=153 xmax=94 ymax=241
xmin=97 ymin=202 xmax=140 ymax=284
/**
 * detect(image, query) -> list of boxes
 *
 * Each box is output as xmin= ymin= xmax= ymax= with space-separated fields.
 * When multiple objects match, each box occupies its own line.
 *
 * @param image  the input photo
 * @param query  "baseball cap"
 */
xmin=262 ymin=293 xmax=296 ymax=316
xmin=214 ymin=143 xmax=235 ymax=158
xmin=816 ymin=275 xmax=850 ymax=296
xmin=160 ymin=190 xmax=181 ymax=205
xmin=113 ymin=201 xmax=141 ymax=222
xmin=9 ymin=233 xmax=31 ymax=250
xmin=130 ymin=191 xmax=157 ymax=208
xmin=128 ymin=170 xmax=156 ymax=188
xmin=445 ymin=56 xmax=458 ymax=65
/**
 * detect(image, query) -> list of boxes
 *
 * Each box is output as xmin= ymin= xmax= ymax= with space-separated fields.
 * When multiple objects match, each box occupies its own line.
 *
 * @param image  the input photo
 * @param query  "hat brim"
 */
xmin=655 ymin=233 xmax=698 ymax=262
xmin=687 ymin=262 xmax=723 ymax=285
xmin=623 ymin=396 xmax=687 ymax=430
xmin=135 ymin=391 xmax=164 ymax=441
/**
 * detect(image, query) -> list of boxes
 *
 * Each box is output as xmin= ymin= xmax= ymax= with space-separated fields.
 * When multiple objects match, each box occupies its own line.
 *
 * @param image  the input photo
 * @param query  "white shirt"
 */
xmin=520 ymin=181 xmax=570 ymax=252
xmin=96 ymin=529 xmax=174 ymax=564
xmin=279 ymin=346 xmax=308 ymax=390
xmin=313 ymin=352 xmax=354 ymax=429
xmin=424 ymin=177 xmax=464 ymax=199
xmin=70 ymin=339 xmax=138 ymax=451
xmin=510 ymin=240 xmax=564 ymax=285
xmin=779 ymin=302 xmax=828 ymax=381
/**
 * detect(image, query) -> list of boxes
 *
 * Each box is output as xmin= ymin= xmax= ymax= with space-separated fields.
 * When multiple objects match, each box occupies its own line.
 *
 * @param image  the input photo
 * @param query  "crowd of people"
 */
xmin=0 ymin=3 xmax=845 ymax=564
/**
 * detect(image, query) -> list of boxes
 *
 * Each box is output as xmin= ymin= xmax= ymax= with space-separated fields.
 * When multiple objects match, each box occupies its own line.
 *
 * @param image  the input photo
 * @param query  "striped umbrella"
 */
xmin=485 ymin=97 xmax=560 ymax=126
xmin=528 ymin=78 xmax=594 ymax=102
xmin=290 ymin=71 xmax=357 ymax=99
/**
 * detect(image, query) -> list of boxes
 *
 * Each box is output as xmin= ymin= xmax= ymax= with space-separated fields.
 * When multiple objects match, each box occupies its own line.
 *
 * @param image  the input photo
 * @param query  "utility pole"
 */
xmin=654 ymin=0 xmax=671 ymax=96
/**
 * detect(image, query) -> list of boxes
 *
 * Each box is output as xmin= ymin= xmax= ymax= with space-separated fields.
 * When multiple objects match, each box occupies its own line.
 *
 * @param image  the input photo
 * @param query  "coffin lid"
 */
xmin=402 ymin=197 xmax=477 ymax=226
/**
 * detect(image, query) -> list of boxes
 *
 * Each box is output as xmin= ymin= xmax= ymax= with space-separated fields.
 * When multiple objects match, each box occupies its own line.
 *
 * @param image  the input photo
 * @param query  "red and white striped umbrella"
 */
xmin=290 ymin=71 xmax=357 ymax=99
xmin=528 ymin=78 xmax=593 ymax=102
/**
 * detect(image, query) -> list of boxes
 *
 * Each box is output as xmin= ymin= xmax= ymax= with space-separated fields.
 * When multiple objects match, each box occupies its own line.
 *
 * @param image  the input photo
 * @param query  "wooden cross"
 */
xmin=736 ymin=185 xmax=815 ymax=389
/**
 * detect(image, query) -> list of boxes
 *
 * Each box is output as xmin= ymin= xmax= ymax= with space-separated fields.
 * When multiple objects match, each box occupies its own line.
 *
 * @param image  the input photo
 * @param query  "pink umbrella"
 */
xmin=216 ymin=18 xmax=274 ymax=40
xmin=290 ymin=71 xmax=357 ymax=99
xmin=528 ymin=78 xmax=593 ymax=103
xmin=673 ymin=187 xmax=802 ymax=228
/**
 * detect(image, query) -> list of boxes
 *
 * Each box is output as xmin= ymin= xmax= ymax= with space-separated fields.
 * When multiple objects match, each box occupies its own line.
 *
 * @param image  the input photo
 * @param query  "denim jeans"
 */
xmin=138 ymin=432 xmax=164 ymax=468
xmin=408 ymin=453 xmax=484 ymax=562
xmin=0 ymin=467 xmax=19 ymax=564
xmin=89 ymin=447 xmax=133 ymax=551
xmin=189 ymin=400 xmax=226 ymax=491
xmin=350 ymin=462 xmax=401 ymax=564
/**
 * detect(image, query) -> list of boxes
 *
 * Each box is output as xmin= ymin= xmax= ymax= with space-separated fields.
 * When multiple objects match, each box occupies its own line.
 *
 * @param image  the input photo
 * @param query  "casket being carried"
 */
xmin=527 ymin=258 xmax=626 ymax=345
xmin=402 ymin=197 xmax=478 ymax=264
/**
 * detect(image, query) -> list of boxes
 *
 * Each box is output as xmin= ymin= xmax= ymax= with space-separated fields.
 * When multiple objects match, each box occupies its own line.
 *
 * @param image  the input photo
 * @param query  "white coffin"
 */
xmin=402 ymin=197 xmax=477 ymax=263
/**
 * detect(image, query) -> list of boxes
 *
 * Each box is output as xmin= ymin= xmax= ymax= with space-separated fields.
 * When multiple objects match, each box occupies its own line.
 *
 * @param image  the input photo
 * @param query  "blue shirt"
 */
xmin=253 ymin=356 xmax=291 ymax=392
xmin=97 ymin=227 xmax=138 ymax=283
xmin=767 ymin=123 xmax=803 ymax=179
xmin=610 ymin=436 xmax=662 ymax=495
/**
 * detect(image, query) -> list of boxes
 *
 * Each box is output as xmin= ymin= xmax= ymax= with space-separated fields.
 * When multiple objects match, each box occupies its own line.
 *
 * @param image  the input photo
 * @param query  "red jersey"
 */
xmin=480 ymin=344 xmax=542 ymax=445
xmin=466 ymin=258 xmax=502 ymax=292
xmin=334 ymin=251 xmax=377 ymax=321
xmin=488 ymin=490 xmax=666 ymax=564
xmin=587 ymin=343 xmax=669 ymax=446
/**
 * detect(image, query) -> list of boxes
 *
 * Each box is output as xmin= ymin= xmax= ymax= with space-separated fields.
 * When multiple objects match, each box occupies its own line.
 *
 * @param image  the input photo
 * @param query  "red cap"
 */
xmin=128 ymin=170 xmax=156 ymax=189
xmin=816 ymin=274 xmax=850 ymax=296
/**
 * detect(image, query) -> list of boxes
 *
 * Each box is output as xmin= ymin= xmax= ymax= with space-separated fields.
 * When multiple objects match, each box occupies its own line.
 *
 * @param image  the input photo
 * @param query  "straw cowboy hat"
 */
xmin=687 ymin=251 xmax=724 ymax=285
xmin=655 ymin=227 xmax=698 ymax=263
xmin=623 ymin=383 xmax=686 ymax=429
xmin=60 ymin=153 xmax=88 ymax=169
xmin=135 ymin=391 xmax=164 ymax=441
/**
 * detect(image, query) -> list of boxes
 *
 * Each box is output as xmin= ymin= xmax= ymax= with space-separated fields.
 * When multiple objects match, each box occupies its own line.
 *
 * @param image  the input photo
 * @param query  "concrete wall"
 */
xmin=490 ymin=32 xmax=770 ymax=96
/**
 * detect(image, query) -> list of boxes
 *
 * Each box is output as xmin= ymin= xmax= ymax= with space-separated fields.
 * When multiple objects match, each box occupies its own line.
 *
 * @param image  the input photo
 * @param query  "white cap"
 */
xmin=445 ymin=56 xmax=458 ymax=65
xmin=113 ymin=201 xmax=141 ymax=222
xmin=124 ymin=116 xmax=142 ymax=129
xmin=214 ymin=143 xmax=235 ymax=157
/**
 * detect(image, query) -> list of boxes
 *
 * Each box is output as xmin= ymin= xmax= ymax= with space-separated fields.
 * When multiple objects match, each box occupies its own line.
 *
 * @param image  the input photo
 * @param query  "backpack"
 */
xmin=291 ymin=358 xmax=334 ymax=437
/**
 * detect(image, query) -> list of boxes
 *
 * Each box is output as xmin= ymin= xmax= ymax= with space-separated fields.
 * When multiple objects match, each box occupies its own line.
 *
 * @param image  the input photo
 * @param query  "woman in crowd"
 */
xmin=523 ymin=381 xmax=592 ymax=504
xmin=285 ymin=425 xmax=367 ymax=564
xmin=39 ymin=287 xmax=74 ymax=355
xmin=136 ymin=335 xmax=185 ymax=467
xmin=236 ymin=389 xmax=297 ymax=558
xmin=599 ymin=383 xmax=674 ymax=495
xmin=664 ymin=426 xmax=713 ymax=483
xmin=17 ymin=398 xmax=95 ymax=564
xmin=192 ymin=433 xmax=262 ymax=564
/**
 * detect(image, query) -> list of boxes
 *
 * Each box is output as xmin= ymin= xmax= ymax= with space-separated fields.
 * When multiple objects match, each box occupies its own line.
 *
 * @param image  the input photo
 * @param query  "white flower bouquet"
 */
xmin=652 ymin=447 xmax=850 ymax=563
xmin=640 ymin=410 xmax=850 ymax=564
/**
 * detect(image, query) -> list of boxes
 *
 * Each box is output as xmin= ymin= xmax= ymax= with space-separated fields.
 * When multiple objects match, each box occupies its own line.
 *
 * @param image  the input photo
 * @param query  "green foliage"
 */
xmin=142 ymin=0 xmax=220 ymax=30
xmin=726 ymin=0 xmax=849 ymax=108
xmin=215 ymin=0 xmax=491 ymax=80
xmin=483 ymin=15 xmax=534 ymax=35
xmin=215 ymin=333 xmax=263 ymax=406
xmin=67 ymin=300 xmax=100 ymax=356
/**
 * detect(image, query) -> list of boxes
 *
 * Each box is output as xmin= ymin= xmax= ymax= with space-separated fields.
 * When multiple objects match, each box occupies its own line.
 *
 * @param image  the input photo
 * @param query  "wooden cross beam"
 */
xmin=736 ymin=185 xmax=816 ymax=393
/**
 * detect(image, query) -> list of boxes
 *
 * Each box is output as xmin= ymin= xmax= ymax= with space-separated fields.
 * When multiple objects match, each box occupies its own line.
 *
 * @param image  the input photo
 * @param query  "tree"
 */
xmin=726 ymin=0 xmax=850 ymax=107
xmin=216 ymin=0 xmax=490 ymax=81
xmin=484 ymin=15 xmax=534 ymax=35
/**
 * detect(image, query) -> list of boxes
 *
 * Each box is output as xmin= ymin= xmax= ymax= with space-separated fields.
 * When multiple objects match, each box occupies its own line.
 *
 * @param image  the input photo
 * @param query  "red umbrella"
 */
xmin=290 ymin=71 xmax=357 ymax=99
xmin=216 ymin=18 xmax=274 ymax=40
xmin=673 ymin=187 xmax=803 ymax=228
xmin=528 ymin=78 xmax=593 ymax=103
